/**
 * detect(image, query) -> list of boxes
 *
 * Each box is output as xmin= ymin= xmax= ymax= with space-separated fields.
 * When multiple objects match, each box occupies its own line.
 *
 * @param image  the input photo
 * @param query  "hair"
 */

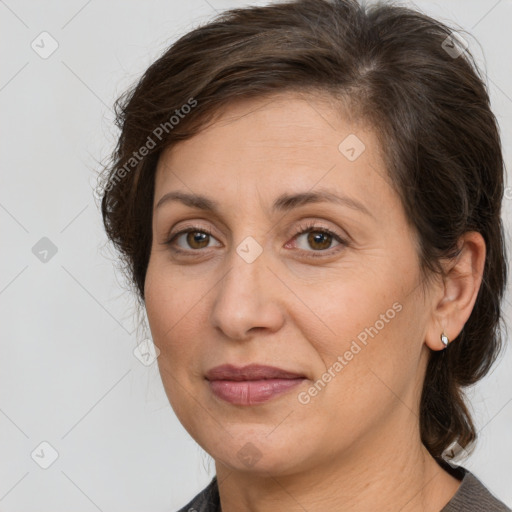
xmin=97 ymin=0 xmax=508 ymax=460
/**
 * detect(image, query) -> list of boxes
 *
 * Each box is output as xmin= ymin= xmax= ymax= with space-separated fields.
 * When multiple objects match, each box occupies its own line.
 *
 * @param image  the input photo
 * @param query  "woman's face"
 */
xmin=145 ymin=93 xmax=437 ymax=475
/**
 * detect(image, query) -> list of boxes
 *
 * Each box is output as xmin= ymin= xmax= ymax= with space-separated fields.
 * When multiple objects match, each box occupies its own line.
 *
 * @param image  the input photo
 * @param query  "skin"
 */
xmin=144 ymin=92 xmax=486 ymax=512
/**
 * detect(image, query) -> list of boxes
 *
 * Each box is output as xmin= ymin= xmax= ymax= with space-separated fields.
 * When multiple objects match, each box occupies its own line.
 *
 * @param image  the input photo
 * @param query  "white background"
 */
xmin=0 ymin=0 xmax=511 ymax=510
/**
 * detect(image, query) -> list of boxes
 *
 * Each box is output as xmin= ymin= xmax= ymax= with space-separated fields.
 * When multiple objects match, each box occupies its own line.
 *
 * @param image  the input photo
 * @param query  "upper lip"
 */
xmin=205 ymin=364 xmax=305 ymax=381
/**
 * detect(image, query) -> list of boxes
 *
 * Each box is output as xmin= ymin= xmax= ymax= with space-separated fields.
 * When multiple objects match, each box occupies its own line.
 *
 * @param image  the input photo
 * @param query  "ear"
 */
xmin=424 ymin=231 xmax=486 ymax=351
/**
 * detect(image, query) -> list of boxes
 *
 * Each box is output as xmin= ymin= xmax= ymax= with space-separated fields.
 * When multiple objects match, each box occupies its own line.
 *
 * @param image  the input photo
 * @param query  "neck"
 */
xmin=215 ymin=409 xmax=461 ymax=512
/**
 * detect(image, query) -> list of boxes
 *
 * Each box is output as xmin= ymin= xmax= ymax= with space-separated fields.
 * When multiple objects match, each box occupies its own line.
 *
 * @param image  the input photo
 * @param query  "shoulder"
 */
xmin=441 ymin=466 xmax=511 ymax=512
xmin=175 ymin=476 xmax=220 ymax=512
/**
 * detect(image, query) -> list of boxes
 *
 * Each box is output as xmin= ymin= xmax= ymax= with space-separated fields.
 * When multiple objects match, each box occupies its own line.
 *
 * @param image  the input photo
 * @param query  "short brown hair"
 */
xmin=97 ymin=0 xmax=508 ymax=459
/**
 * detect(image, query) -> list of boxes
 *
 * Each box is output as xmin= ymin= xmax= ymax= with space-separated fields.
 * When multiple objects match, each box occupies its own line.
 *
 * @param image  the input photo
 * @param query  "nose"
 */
xmin=209 ymin=246 xmax=285 ymax=341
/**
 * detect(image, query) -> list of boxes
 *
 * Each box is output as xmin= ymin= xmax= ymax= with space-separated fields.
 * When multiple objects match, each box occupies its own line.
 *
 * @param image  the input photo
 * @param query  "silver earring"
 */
xmin=440 ymin=332 xmax=450 ymax=349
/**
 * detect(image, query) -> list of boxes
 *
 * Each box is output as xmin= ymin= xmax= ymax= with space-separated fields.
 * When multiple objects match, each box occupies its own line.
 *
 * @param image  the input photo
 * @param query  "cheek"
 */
xmin=144 ymin=260 xmax=201 ymax=360
xmin=144 ymin=263 xmax=201 ymax=415
xmin=302 ymin=261 xmax=424 ymax=396
xmin=296 ymin=266 xmax=404 ymax=353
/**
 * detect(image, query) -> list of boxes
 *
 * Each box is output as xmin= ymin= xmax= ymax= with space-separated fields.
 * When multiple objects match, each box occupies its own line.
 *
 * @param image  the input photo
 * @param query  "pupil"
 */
xmin=188 ymin=231 xmax=209 ymax=248
xmin=308 ymin=231 xmax=331 ymax=250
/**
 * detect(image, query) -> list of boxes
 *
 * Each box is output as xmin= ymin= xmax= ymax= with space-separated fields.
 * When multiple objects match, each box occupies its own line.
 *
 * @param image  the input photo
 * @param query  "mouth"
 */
xmin=205 ymin=364 xmax=306 ymax=406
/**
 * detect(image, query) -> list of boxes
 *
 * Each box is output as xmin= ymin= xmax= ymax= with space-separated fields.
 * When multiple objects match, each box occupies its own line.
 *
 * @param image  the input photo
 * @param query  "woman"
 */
xmin=98 ymin=0 xmax=510 ymax=510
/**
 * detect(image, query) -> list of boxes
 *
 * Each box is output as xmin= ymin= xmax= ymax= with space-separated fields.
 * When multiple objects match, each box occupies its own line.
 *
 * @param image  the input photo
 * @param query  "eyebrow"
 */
xmin=155 ymin=189 xmax=372 ymax=217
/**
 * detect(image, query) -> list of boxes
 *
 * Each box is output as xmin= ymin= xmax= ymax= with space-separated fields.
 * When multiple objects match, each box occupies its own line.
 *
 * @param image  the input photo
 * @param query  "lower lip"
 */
xmin=208 ymin=378 xmax=305 ymax=405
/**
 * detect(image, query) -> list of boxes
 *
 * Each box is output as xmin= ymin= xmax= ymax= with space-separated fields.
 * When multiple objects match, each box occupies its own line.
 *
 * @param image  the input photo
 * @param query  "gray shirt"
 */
xmin=176 ymin=465 xmax=511 ymax=511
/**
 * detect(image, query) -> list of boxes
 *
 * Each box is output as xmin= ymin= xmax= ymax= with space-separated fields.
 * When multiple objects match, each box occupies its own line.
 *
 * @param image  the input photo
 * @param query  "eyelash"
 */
xmin=164 ymin=221 xmax=348 ymax=258
xmin=287 ymin=221 xmax=348 ymax=258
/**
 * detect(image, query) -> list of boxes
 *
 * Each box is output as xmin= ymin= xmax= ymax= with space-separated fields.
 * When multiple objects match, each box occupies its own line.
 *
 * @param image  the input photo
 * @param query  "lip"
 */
xmin=206 ymin=364 xmax=306 ymax=406
xmin=206 ymin=364 xmax=305 ymax=381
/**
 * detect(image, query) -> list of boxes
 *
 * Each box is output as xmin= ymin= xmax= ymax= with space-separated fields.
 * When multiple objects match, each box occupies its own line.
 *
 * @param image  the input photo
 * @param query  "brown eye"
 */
xmin=305 ymin=231 xmax=333 ymax=250
xmin=165 ymin=227 xmax=221 ymax=251
xmin=185 ymin=231 xmax=210 ymax=249
xmin=294 ymin=228 xmax=342 ymax=252
xmin=286 ymin=221 xmax=349 ymax=258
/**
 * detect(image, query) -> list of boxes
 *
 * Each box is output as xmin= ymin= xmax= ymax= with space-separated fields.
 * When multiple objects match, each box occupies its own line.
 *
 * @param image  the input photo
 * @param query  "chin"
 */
xmin=194 ymin=425 xmax=318 ymax=476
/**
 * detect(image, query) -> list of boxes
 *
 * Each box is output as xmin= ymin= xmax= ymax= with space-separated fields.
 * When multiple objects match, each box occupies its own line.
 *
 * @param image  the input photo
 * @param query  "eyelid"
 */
xmin=287 ymin=220 xmax=348 ymax=255
xmin=163 ymin=223 xmax=221 ymax=247
xmin=291 ymin=220 xmax=345 ymax=240
xmin=163 ymin=219 xmax=349 ymax=255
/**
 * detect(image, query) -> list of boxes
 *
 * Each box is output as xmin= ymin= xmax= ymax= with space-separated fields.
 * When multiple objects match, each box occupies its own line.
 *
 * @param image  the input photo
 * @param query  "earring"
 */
xmin=440 ymin=332 xmax=450 ymax=349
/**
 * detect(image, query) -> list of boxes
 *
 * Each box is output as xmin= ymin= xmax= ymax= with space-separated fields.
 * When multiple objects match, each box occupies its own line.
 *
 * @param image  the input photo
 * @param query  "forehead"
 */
xmin=154 ymin=92 xmax=391 ymax=209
